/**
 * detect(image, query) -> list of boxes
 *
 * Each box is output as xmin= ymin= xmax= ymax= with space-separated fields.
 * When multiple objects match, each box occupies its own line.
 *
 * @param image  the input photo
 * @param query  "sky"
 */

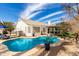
xmin=0 ymin=3 xmax=26 ymax=22
xmin=0 ymin=3 xmax=77 ymax=24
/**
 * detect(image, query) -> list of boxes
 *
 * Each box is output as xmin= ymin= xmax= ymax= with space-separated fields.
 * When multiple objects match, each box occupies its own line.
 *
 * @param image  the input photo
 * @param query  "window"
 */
xmin=33 ymin=27 xmax=40 ymax=33
xmin=28 ymin=26 xmax=31 ymax=33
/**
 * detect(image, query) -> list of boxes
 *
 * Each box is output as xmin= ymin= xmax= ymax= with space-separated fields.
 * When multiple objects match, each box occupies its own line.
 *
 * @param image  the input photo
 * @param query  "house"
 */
xmin=15 ymin=18 xmax=48 ymax=36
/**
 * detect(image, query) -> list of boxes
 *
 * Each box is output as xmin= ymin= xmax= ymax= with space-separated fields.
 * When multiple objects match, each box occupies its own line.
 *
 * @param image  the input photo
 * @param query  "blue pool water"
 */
xmin=2 ymin=36 xmax=60 ymax=52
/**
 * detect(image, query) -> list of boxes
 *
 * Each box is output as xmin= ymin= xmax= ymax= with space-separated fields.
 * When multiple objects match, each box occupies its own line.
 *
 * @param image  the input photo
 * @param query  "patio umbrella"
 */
xmin=0 ymin=25 xmax=8 ymax=34
xmin=0 ymin=25 xmax=8 ymax=28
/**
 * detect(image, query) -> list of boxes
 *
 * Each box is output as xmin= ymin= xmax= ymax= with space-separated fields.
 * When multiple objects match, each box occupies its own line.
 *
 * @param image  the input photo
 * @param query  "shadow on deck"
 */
xmin=38 ymin=42 xmax=72 ymax=56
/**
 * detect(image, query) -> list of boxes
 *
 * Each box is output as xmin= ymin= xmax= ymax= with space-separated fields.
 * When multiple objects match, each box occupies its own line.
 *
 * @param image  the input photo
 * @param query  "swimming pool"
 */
xmin=2 ymin=36 xmax=60 ymax=52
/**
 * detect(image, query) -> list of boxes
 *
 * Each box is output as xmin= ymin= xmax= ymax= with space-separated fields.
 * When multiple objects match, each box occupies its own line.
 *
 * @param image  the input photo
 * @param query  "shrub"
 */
xmin=3 ymin=31 xmax=8 ymax=34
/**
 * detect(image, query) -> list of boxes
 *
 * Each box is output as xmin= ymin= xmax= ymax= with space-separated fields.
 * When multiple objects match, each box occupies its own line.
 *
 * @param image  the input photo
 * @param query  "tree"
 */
xmin=58 ymin=22 xmax=71 ymax=32
xmin=3 ymin=22 xmax=15 ymax=36
xmin=56 ymin=22 xmax=73 ymax=39
xmin=61 ymin=4 xmax=79 ymax=43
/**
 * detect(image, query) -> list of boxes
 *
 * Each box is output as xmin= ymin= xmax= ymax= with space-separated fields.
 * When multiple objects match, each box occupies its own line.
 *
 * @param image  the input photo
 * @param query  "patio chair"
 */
xmin=0 ymin=34 xmax=10 ymax=39
xmin=3 ymin=35 xmax=10 ymax=39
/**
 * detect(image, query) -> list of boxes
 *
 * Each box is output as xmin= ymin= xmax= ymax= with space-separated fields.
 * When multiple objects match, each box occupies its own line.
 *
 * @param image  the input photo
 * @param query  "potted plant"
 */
xmin=44 ymin=36 xmax=50 ymax=51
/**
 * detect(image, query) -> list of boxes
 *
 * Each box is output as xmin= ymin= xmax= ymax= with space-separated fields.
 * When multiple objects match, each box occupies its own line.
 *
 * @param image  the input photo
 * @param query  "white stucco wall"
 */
xmin=15 ymin=19 xmax=33 ymax=36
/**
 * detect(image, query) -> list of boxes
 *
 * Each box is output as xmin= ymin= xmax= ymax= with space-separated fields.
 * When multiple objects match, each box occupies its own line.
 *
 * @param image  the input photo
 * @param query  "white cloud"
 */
xmin=26 ymin=11 xmax=42 ymax=19
xmin=44 ymin=15 xmax=66 ymax=23
xmin=37 ymin=11 xmax=64 ymax=21
xmin=21 ymin=3 xmax=47 ymax=19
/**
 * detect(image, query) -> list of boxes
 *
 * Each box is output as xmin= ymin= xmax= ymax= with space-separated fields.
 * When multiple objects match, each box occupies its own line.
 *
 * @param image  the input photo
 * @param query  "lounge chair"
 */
xmin=0 ymin=34 xmax=10 ymax=39
xmin=3 ymin=35 xmax=10 ymax=39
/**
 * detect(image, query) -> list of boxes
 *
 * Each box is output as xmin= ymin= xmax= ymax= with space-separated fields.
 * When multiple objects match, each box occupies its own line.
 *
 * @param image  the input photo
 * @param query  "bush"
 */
xmin=58 ymin=32 xmax=74 ymax=38
xmin=3 ymin=31 xmax=8 ymax=34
